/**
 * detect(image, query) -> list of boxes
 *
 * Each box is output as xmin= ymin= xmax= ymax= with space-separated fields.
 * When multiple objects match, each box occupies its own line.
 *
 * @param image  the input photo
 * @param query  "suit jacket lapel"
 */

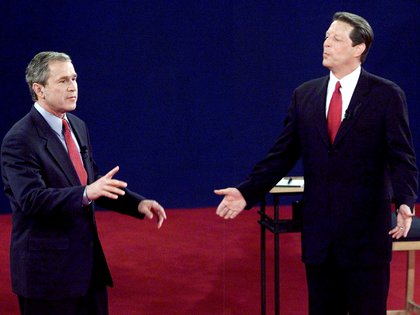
xmin=30 ymin=108 xmax=82 ymax=186
xmin=333 ymin=69 xmax=370 ymax=146
xmin=314 ymin=76 xmax=330 ymax=147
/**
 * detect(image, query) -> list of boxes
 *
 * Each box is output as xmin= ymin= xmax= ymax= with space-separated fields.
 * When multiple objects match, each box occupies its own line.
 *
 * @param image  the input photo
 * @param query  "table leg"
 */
xmin=274 ymin=195 xmax=280 ymax=315
xmin=260 ymin=198 xmax=266 ymax=315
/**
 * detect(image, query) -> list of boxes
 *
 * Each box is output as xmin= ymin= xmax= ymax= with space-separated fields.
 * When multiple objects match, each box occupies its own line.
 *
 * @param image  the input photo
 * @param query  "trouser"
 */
xmin=18 ymin=285 xmax=108 ymax=315
xmin=305 ymin=258 xmax=390 ymax=315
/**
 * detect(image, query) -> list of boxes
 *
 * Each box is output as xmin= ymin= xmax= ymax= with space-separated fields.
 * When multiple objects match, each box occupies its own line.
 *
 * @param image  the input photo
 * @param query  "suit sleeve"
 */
xmin=385 ymin=85 xmax=418 ymax=210
xmin=95 ymin=188 xmax=146 ymax=219
xmin=237 ymin=91 xmax=301 ymax=209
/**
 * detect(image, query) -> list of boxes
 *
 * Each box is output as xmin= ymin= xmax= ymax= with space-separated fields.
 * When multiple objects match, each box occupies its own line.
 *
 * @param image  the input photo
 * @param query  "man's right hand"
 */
xmin=86 ymin=166 xmax=127 ymax=201
xmin=214 ymin=187 xmax=247 ymax=219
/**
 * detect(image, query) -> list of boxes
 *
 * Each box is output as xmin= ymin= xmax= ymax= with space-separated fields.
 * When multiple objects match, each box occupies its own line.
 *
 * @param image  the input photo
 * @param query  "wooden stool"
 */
xmin=387 ymin=215 xmax=420 ymax=315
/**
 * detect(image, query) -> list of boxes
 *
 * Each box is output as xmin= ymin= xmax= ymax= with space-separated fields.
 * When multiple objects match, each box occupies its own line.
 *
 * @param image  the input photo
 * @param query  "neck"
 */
xmin=331 ymin=63 xmax=361 ymax=80
xmin=36 ymin=100 xmax=66 ymax=119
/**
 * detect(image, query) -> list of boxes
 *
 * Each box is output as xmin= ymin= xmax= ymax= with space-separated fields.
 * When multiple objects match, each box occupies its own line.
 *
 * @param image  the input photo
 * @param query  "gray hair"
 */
xmin=25 ymin=51 xmax=72 ymax=101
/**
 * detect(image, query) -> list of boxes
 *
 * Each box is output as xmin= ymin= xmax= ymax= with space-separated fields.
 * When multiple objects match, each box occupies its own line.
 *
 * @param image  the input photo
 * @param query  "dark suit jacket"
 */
xmin=1 ymin=106 xmax=146 ymax=300
xmin=237 ymin=69 xmax=418 ymax=266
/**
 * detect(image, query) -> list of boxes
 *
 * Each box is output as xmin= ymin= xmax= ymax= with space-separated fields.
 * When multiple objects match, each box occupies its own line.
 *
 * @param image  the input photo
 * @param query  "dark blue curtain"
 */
xmin=0 ymin=1 xmax=418 ymax=211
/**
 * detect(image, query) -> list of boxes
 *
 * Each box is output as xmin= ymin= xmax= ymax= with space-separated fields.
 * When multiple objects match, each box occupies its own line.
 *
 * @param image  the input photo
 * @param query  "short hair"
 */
xmin=333 ymin=12 xmax=374 ymax=63
xmin=25 ymin=51 xmax=72 ymax=101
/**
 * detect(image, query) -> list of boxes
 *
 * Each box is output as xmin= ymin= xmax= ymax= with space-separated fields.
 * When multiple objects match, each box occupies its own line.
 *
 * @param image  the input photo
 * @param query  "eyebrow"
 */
xmin=56 ymin=74 xmax=77 ymax=80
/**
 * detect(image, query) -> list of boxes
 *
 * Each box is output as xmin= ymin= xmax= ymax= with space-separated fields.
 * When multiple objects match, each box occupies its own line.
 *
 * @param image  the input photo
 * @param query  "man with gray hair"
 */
xmin=1 ymin=51 xmax=167 ymax=314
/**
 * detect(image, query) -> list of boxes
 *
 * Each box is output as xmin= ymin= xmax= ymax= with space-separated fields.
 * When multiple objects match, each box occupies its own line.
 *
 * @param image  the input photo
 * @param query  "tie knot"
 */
xmin=335 ymin=81 xmax=341 ymax=92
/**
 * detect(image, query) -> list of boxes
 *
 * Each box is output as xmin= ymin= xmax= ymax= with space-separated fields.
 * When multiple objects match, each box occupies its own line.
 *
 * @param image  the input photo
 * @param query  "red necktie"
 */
xmin=327 ymin=81 xmax=342 ymax=143
xmin=62 ymin=119 xmax=87 ymax=185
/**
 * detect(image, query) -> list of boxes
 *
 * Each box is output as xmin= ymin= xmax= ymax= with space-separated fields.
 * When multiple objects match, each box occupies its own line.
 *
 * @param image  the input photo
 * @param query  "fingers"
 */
xmin=214 ymin=187 xmax=246 ymax=219
xmin=98 ymin=177 xmax=127 ymax=199
xmin=104 ymin=166 xmax=120 ymax=179
xmin=217 ymin=206 xmax=241 ymax=219
xmin=215 ymin=199 xmax=244 ymax=219
xmin=140 ymin=204 xmax=154 ymax=219
xmin=389 ymin=216 xmax=413 ymax=239
xmin=218 ymin=206 xmax=241 ymax=219
xmin=152 ymin=201 xmax=167 ymax=229
xmin=389 ymin=225 xmax=405 ymax=239
xmin=139 ymin=200 xmax=167 ymax=229
xmin=215 ymin=188 xmax=230 ymax=216
xmin=86 ymin=167 xmax=127 ymax=200
xmin=216 ymin=200 xmax=229 ymax=218
xmin=216 ymin=200 xmax=225 ymax=216
xmin=214 ymin=188 xmax=229 ymax=196
xmin=157 ymin=212 xmax=165 ymax=229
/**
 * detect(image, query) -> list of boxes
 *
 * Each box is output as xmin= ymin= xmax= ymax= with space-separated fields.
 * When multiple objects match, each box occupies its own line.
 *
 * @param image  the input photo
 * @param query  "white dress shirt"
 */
xmin=325 ymin=66 xmax=361 ymax=121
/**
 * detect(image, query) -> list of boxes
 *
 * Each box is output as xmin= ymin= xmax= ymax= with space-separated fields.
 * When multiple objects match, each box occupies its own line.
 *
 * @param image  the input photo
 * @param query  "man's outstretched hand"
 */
xmin=214 ymin=188 xmax=247 ymax=219
xmin=138 ymin=200 xmax=167 ymax=229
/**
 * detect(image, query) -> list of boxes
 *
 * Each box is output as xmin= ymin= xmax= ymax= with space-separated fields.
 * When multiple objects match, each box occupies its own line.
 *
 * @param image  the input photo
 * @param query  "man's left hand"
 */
xmin=389 ymin=204 xmax=414 ymax=239
xmin=138 ymin=200 xmax=167 ymax=229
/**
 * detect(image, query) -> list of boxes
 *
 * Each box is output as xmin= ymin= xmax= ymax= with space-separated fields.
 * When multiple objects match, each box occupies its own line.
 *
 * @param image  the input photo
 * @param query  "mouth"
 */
xmin=67 ymin=96 xmax=77 ymax=101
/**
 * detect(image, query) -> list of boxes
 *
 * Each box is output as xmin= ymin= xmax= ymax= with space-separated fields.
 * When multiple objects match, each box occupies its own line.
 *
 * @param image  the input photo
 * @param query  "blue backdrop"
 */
xmin=0 ymin=1 xmax=419 ymax=212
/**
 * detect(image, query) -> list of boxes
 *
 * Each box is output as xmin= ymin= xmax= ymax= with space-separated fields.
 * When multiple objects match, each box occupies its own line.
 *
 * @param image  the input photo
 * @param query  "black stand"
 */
xmin=258 ymin=194 xmax=302 ymax=315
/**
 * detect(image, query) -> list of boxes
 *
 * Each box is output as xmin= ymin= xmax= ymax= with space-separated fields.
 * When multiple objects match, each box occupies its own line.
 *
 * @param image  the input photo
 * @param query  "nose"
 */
xmin=67 ymin=80 xmax=77 ymax=91
xmin=324 ymin=37 xmax=331 ymax=48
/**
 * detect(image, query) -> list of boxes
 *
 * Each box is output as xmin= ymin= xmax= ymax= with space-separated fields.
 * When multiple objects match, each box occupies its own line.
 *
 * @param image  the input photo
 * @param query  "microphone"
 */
xmin=80 ymin=146 xmax=89 ymax=160
xmin=344 ymin=102 xmax=363 ymax=121
xmin=344 ymin=108 xmax=352 ymax=120
xmin=353 ymin=102 xmax=362 ymax=116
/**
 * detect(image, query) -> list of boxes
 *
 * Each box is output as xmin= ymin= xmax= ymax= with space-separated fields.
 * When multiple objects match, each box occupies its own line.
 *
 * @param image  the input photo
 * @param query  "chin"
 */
xmin=67 ymin=103 xmax=77 ymax=111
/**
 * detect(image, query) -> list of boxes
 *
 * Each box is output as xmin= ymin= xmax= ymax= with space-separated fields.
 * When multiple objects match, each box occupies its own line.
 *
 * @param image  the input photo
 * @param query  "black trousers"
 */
xmin=305 ymin=258 xmax=390 ymax=315
xmin=18 ymin=286 xmax=108 ymax=315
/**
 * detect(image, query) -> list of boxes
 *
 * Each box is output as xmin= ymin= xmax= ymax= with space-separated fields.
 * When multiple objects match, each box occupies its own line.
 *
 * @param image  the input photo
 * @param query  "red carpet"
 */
xmin=0 ymin=208 xmax=419 ymax=314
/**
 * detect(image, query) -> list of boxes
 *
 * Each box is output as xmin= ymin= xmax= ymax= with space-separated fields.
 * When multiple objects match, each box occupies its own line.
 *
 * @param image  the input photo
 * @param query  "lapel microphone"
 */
xmin=344 ymin=109 xmax=352 ymax=120
xmin=80 ymin=146 xmax=88 ymax=160
xmin=344 ymin=102 xmax=363 ymax=121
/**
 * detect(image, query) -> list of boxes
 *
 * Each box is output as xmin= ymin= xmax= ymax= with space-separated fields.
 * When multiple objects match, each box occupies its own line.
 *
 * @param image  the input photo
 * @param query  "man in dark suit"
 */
xmin=1 ymin=51 xmax=167 ymax=315
xmin=215 ymin=12 xmax=418 ymax=315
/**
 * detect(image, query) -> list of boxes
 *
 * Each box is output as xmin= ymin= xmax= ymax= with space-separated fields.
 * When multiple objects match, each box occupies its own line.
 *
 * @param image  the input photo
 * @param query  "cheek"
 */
xmin=333 ymin=47 xmax=347 ymax=59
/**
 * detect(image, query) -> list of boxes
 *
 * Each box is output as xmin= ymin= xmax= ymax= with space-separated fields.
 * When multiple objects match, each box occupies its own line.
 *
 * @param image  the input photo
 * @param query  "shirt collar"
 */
xmin=34 ymin=102 xmax=69 ymax=135
xmin=328 ymin=65 xmax=361 ymax=90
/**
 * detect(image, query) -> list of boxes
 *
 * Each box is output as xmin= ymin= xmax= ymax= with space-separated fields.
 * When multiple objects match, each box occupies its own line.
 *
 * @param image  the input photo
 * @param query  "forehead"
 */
xmin=47 ymin=60 xmax=76 ymax=78
xmin=327 ymin=20 xmax=354 ymax=36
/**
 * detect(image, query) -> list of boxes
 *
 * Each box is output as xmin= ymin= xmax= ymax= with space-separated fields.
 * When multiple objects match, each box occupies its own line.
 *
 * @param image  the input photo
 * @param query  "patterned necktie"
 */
xmin=62 ymin=119 xmax=87 ymax=185
xmin=327 ymin=81 xmax=342 ymax=143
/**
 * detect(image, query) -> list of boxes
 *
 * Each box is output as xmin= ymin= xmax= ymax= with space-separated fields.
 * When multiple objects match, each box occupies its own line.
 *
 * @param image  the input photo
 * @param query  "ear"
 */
xmin=354 ymin=43 xmax=366 ymax=59
xmin=32 ymin=83 xmax=44 ymax=99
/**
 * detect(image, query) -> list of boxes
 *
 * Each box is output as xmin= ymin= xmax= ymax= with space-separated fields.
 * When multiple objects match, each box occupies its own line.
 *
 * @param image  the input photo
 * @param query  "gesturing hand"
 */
xmin=214 ymin=188 xmax=247 ymax=219
xmin=86 ymin=166 xmax=127 ymax=201
xmin=138 ymin=200 xmax=167 ymax=229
